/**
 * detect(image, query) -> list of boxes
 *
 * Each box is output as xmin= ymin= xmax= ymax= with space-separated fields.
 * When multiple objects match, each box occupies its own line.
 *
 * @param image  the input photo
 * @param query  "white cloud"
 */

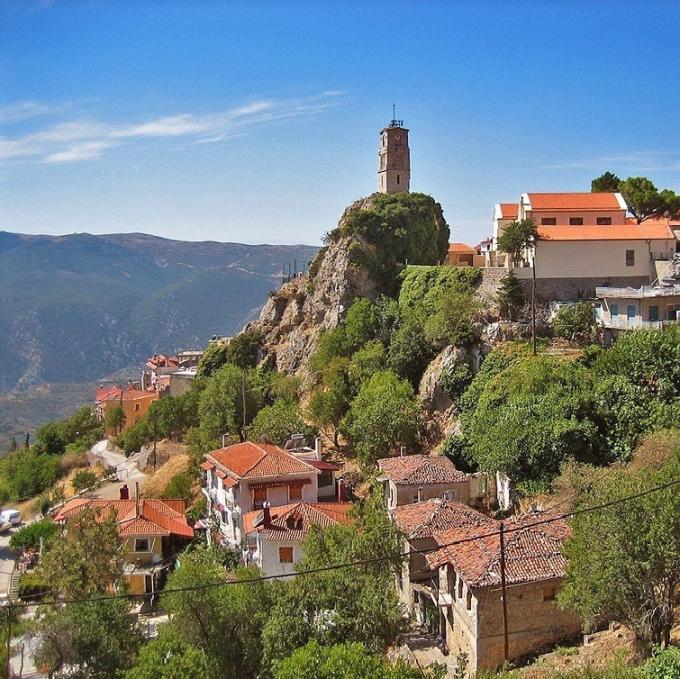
xmin=43 ymin=140 xmax=120 ymax=164
xmin=0 ymin=92 xmax=343 ymax=166
xmin=0 ymin=100 xmax=61 ymax=124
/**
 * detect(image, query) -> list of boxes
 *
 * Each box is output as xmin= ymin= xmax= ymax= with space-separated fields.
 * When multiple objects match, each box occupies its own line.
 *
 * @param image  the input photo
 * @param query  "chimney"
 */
xmin=119 ymin=484 xmax=129 ymax=500
xmin=314 ymin=436 xmax=322 ymax=461
xmin=417 ymin=486 xmax=423 ymax=503
xmin=400 ymin=446 xmax=406 ymax=457
xmin=337 ymin=478 xmax=346 ymax=502
xmin=262 ymin=501 xmax=271 ymax=527
xmin=135 ymin=482 xmax=140 ymax=517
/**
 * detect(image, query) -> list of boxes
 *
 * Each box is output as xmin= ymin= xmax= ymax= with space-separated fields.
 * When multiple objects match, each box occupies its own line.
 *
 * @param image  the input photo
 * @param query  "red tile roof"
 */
xmin=426 ymin=513 xmax=570 ymax=588
xmin=527 ymin=192 xmax=622 ymax=211
xmin=53 ymin=498 xmax=194 ymax=539
xmin=96 ymin=385 xmax=122 ymax=402
xmin=499 ymin=203 xmax=519 ymax=219
xmin=146 ymin=354 xmax=180 ymax=369
xmin=200 ymin=461 xmax=214 ymax=470
xmin=448 ymin=242 xmax=476 ymax=254
xmin=307 ymin=459 xmax=341 ymax=471
xmin=538 ymin=222 xmax=674 ymax=241
xmin=377 ymin=455 xmax=468 ymax=486
xmin=392 ymin=499 xmax=494 ymax=540
xmin=206 ymin=441 xmax=318 ymax=480
xmin=243 ymin=502 xmax=352 ymax=541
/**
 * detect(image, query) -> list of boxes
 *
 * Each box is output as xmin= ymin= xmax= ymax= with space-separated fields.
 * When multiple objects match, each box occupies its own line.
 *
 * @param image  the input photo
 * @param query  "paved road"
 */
xmin=88 ymin=440 xmax=148 ymax=500
xmin=0 ymin=525 xmax=16 ymax=603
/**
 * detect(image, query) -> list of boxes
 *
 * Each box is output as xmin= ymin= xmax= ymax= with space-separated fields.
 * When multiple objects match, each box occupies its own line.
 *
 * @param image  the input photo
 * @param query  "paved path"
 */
xmin=87 ymin=440 xmax=148 ymax=500
xmin=0 ymin=526 xmax=17 ymax=603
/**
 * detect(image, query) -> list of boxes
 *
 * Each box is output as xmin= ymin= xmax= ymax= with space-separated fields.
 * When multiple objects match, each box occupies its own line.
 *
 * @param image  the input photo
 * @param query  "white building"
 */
xmin=201 ymin=439 xmax=343 ymax=549
xmin=243 ymin=501 xmax=352 ymax=577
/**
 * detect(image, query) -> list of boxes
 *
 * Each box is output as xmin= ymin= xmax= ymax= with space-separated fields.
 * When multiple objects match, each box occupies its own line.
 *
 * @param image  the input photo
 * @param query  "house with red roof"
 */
xmin=376 ymin=453 xmax=492 ymax=511
xmin=201 ymin=438 xmax=343 ymax=550
xmin=96 ymin=383 xmax=160 ymax=435
xmin=53 ymin=496 xmax=194 ymax=597
xmin=425 ymin=512 xmax=581 ymax=673
xmin=491 ymin=192 xmax=678 ymax=291
xmin=242 ymin=501 xmax=352 ymax=576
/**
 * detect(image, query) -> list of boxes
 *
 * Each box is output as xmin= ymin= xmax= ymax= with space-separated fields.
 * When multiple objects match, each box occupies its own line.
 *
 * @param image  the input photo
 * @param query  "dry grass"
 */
xmin=141 ymin=453 xmax=191 ymax=498
xmin=628 ymin=429 xmax=680 ymax=473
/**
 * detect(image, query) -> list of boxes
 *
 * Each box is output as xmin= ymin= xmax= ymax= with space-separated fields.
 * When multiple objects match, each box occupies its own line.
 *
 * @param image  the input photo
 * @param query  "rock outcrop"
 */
xmin=249 ymin=196 xmax=382 ymax=377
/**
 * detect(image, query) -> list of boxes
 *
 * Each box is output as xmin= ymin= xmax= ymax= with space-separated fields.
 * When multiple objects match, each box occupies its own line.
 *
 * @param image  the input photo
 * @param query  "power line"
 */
xmin=6 ymin=476 xmax=680 ymax=611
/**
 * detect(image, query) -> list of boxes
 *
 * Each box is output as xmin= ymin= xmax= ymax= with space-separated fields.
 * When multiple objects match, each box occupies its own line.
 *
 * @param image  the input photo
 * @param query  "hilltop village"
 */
xmin=2 ymin=120 xmax=680 ymax=678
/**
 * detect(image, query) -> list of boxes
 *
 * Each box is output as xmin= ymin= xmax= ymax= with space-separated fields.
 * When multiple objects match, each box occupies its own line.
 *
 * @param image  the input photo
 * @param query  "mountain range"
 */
xmin=0 ymin=231 xmax=317 ymax=448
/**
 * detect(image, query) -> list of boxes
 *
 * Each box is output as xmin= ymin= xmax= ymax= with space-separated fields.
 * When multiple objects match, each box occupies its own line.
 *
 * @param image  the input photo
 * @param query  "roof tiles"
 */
xmin=527 ymin=192 xmax=622 ymax=211
xmin=377 ymin=455 xmax=468 ymax=486
xmin=392 ymin=499 xmax=494 ymax=540
xmin=243 ymin=502 xmax=352 ymax=541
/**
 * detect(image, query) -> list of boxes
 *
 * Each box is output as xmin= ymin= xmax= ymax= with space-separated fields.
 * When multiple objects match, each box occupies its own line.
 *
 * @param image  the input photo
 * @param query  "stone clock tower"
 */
xmin=378 ymin=114 xmax=410 ymax=194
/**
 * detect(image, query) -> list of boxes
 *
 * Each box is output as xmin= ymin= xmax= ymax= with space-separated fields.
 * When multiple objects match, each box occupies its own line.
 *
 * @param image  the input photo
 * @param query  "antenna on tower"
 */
xmin=389 ymin=103 xmax=403 ymax=128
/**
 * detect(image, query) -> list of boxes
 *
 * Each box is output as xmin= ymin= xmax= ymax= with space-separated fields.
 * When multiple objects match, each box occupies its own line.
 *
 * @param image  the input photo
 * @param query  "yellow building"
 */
xmin=53 ymin=497 xmax=194 ymax=596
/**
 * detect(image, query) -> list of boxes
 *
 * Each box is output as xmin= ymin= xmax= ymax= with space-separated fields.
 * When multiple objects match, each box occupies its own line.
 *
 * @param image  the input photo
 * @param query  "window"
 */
xmin=541 ymin=218 xmax=556 ymax=225
xmin=597 ymin=217 xmax=612 ymax=225
xmin=457 ymin=579 xmax=463 ymax=600
xmin=253 ymin=487 xmax=267 ymax=510
xmin=318 ymin=470 xmax=333 ymax=488
xmin=543 ymin=586 xmax=557 ymax=601
xmin=626 ymin=250 xmax=635 ymax=267
xmin=397 ymin=174 xmax=400 ymax=185
xmin=279 ymin=547 xmax=294 ymax=563
xmin=289 ymin=484 xmax=303 ymax=501
xmin=649 ymin=305 xmax=659 ymax=322
xmin=466 ymin=590 xmax=472 ymax=611
xmin=610 ymin=304 xmax=618 ymax=317
xmin=569 ymin=217 xmax=583 ymax=225
xmin=134 ymin=403 xmax=141 ymax=412
xmin=627 ymin=305 xmax=637 ymax=321
xmin=668 ymin=304 xmax=680 ymax=321
xmin=134 ymin=538 xmax=150 ymax=552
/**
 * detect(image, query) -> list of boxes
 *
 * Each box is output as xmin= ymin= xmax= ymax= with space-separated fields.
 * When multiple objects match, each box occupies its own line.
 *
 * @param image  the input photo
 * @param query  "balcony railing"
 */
xmin=602 ymin=318 xmax=677 ymax=330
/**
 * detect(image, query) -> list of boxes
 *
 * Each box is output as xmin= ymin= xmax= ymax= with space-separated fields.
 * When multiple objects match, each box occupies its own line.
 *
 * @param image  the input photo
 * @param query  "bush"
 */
xmin=497 ymin=271 xmax=525 ymax=320
xmin=398 ymin=265 xmax=481 ymax=311
xmin=552 ymin=302 xmax=596 ymax=342
xmin=162 ymin=472 xmax=194 ymax=503
xmin=439 ymin=362 xmax=473 ymax=401
xmin=645 ymin=646 xmax=680 ymax=678
xmin=10 ymin=519 xmax=59 ymax=551
xmin=18 ymin=572 xmax=49 ymax=600
xmin=71 ymin=469 xmax=98 ymax=493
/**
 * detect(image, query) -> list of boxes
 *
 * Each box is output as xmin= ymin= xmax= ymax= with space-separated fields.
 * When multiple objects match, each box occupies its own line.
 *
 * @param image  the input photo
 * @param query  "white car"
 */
xmin=0 ymin=510 xmax=22 ymax=526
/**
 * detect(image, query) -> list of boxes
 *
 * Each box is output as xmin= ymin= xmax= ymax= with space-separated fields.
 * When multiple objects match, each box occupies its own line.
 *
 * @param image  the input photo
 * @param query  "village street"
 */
xmin=0 ymin=526 xmax=16 ymax=602
xmin=87 ymin=440 xmax=148 ymax=500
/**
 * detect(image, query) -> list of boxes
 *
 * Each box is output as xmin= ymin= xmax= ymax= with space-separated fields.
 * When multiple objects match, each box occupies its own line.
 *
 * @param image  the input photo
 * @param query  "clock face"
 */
xmin=394 ymin=134 xmax=401 ymax=143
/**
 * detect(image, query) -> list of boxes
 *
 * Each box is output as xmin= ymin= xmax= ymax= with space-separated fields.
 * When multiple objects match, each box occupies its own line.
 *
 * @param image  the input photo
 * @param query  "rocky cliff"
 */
xmin=249 ymin=196 xmax=384 ymax=376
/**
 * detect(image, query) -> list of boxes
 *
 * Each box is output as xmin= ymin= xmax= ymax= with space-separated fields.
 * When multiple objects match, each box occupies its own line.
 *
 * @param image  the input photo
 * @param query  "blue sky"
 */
xmin=1 ymin=0 xmax=679 ymax=245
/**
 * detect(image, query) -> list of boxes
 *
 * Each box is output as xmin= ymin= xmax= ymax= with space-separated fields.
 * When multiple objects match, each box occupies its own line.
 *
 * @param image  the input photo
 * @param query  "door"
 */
xmin=144 ymin=574 xmax=153 ymax=594
xmin=627 ymin=305 xmax=637 ymax=326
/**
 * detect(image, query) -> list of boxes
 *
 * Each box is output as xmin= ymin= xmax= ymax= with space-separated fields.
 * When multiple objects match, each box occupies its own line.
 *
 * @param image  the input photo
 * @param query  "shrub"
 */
xmin=71 ymin=469 xmax=98 ymax=493
xmin=162 ymin=472 xmax=194 ymax=503
xmin=18 ymin=572 xmax=50 ymax=600
xmin=497 ymin=271 xmax=525 ymax=320
xmin=645 ymin=646 xmax=680 ymax=678
xmin=552 ymin=302 xmax=596 ymax=342
xmin=439 ymin=362 xmax=473 ymax=401
xmin=10 ymin=519 xmax=59 ymax=551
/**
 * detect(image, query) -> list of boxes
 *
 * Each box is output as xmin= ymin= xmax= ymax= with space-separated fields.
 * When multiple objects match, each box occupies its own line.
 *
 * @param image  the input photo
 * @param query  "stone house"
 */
xmin=377 ymin=454 xmax=492 ymax=511
xmin=391 ymin=499 xmax=495 ymax=631
xmin=53 ymin=496 xmax=194 ymax=598
xmin=242 ymin=501 xmax=352 ymax=577
xmin=426 ymin=513 xmax=581 ymax=674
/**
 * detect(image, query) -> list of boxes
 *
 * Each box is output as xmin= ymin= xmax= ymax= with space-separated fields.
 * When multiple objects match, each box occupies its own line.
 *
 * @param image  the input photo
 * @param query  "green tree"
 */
xmin=424 ymin=288 xmax=478 ymax=349
xmin=105 ymin=406 xmax=126 ymax=436
xmin=197 ymin=364 xmax=269 ymax=450
xmin=37 ymin=507 xmax=123 ymax=598
xmin=552 ymin=302 xmax=596 ymax=343
xmin=161 ymin=471 xmax=194 ymax=502
xmin=35 ymin=598 xmax=141 ymax=679
xmin=262 ymin=492 xmax=404 ymax=670
xmin=591 ymin=171 xmax=621 ymax=193
xmin=197 ymin=331 xmax=264 ymax=377
xmin=33 ymin=421 xmax=66 ymax=456
xmin=71 ymin=469 xmax=98 ymax=493
xmin=342 ymin=370 xmax=419 ymax=466
xmin=161 ymin=546 xmax=271 ymax=678
xmin=462 ymin=355 xmax=600 ymax=483
xmin=307 ymin=358 xmax=352 ymax=446
xmin=0 ymin=449 xmax=61 ymax=500
xmin=619 ymin=176 xmax=680 ymax=223
xmin=249 ymin=398 xmax=316 ymax=447
xmin=125 ymin=627 xmax=213 ymax=679
xmin=9 ymin=519 xmax=59 ymax=551
xmin=347 ymin=340 xmax=387 ymax=391
xmin=274 ymin=640 xmax=444 ymax=679
xmin=559 ymin=453 xmax=680 ymax=656
xmin=387 ymin=306 xmax=436 ymax=386
xmin=497 ymin=270 xmax=525 ymax=320
xmin=496 ymin=219 xmax=538 ymax=267
xmin=645 ymin=646 xmax=680 ymax=678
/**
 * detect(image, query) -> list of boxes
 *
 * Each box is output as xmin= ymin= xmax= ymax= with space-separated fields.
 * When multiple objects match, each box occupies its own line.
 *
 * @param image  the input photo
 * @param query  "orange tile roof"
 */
xmin=426 ymin=513 xmax=570 ymax=588
xmin=448 ymin=242 xmax=476 ymax=254
xmin=206 ymin=441 xmax=317 ymax=480
xmin=377 ymin=455 xmax=468 ymax=486
xmin=243 ymin=502 xmax=352 ymax=541
xmin=499 ymin=203 xmax=519 ymax=219
xmin=527 ymin=192 xmax=622 ymax=211
xmin=392 ymin=499 xmax=494 ymax=540
xmin=538 ymin=222 xmax=674 ymax=241
xmin=96 ymin=385 xmax=122 ymax=402
xmin=53 ymin=498 xmax=194 ymax=539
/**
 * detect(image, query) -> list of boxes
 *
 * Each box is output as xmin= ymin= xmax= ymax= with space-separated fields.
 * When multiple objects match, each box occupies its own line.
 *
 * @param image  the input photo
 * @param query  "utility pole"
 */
xmin=241 ymin=370 xmax=247 ymax=442
xmin=499 ymin=521 xmax=510 ymax=662
xmin=6 ymin=603 xmax=12 ymax=679
xmin=531 ymin=241 xmax=537 ymax=356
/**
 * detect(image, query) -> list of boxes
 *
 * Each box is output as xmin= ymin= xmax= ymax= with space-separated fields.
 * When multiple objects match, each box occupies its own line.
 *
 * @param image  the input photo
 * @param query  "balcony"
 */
xmin=602 ymin=317 xmax=677 ymax=330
